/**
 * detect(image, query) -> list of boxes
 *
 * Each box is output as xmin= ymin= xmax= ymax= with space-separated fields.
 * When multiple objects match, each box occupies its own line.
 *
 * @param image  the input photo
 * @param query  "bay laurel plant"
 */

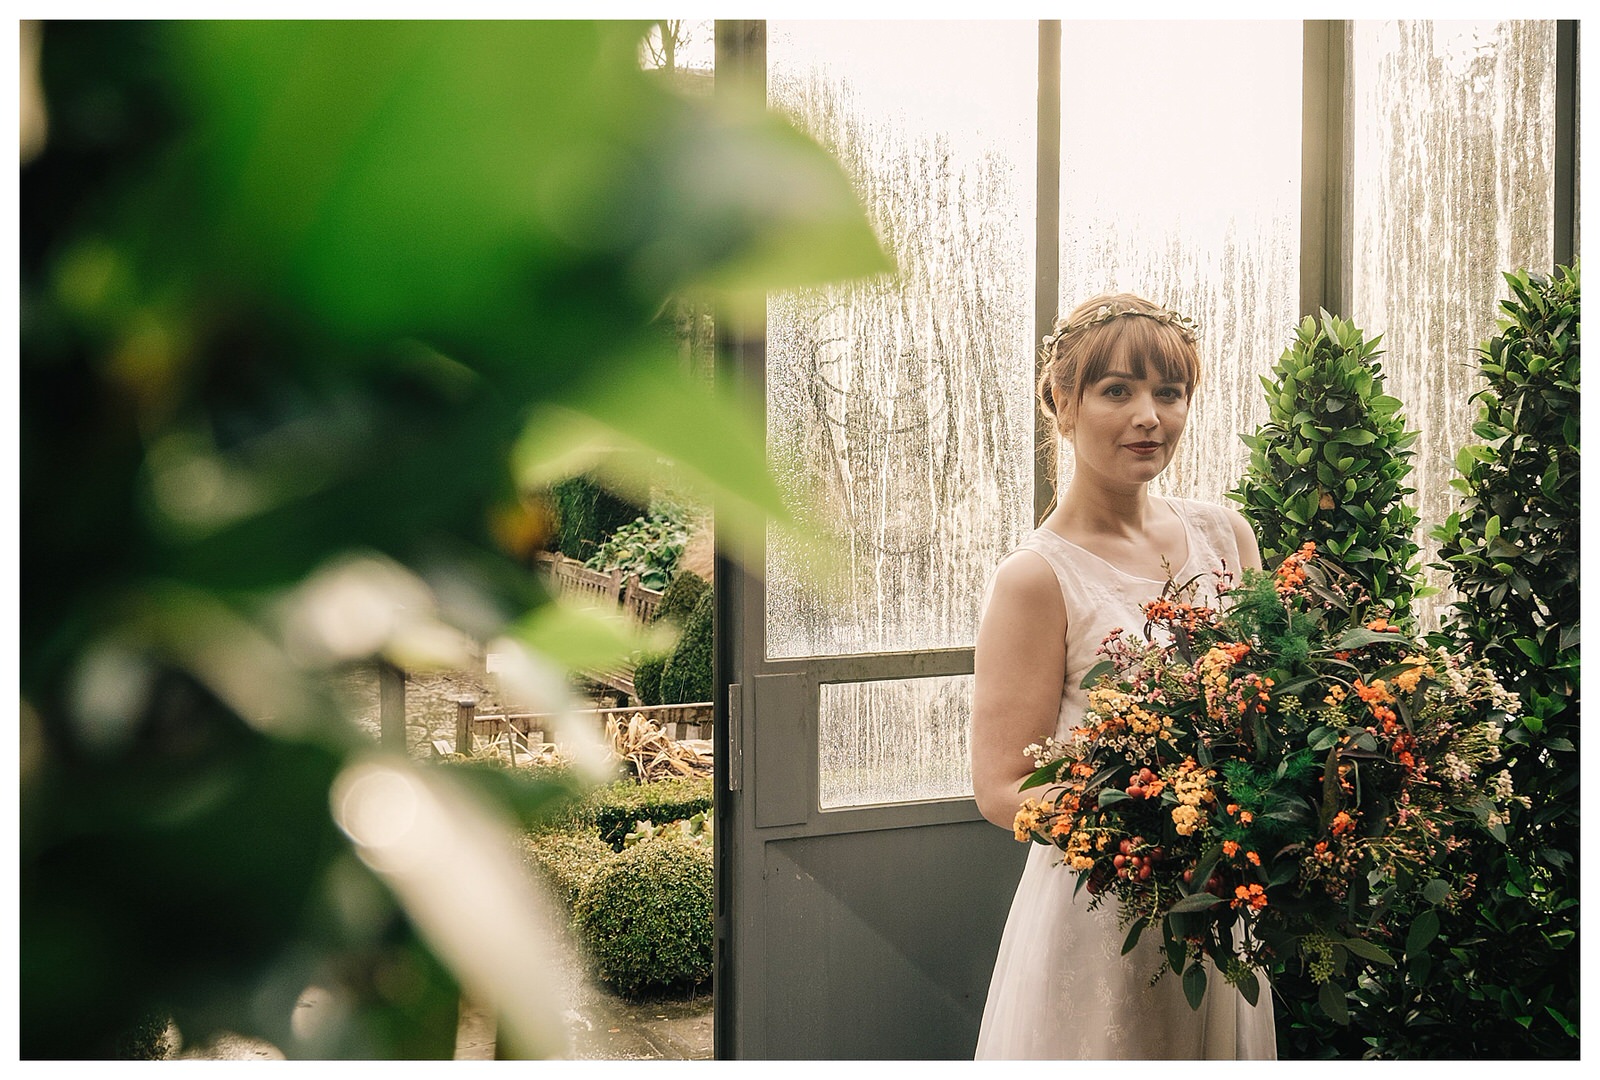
xmin=1410 ymin=263 xmax=1578 ymax=1058
xmin=1230 ymin=313 xmax=1425 ymax=625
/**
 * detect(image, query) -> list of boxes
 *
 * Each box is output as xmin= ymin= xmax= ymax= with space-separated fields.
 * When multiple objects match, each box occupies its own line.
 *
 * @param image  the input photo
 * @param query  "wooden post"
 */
xmin=456 ymin=697 xmax=477 ymax=757
xmin=378 ymin=661 xmax=406 ymax=753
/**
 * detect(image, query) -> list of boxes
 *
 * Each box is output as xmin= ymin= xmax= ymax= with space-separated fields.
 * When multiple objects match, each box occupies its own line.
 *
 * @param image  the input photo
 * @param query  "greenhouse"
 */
xmin=18 ymin=18 xmax=1579 ymax=1063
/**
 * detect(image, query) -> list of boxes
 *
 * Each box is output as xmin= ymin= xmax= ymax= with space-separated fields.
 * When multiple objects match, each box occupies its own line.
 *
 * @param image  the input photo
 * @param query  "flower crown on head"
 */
xmin=1041 ymin=301 xmax=1200 ymax=352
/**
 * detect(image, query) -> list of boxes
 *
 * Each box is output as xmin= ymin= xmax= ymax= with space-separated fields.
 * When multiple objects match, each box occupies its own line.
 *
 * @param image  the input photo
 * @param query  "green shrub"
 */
xmin=571 ymin=837 xmax=713 ymax=998
xmin=632 ymin=651 xmax=668 ymax=706
xmin=571 ymin=776 xmax=714 ymax=851
xmin=1229 ymin=312 xmax=1424 ymax=623
xmin=1272 ymin=268 xmax=1581 ymax=1061
xmin=582 ymin=507 xmax=689 ymax=590
xmin=520 ymin=829 xmax=617 ymax=910
xmin=551 ymin=475 xmax=642 ymax=562
xmin=653 ymin=568 xmax=708 ymax=627
xmin=1407 ymin=263 xmax=1576 ymax=1058
xmin=658 ymin=587 xmax=713 ymax=705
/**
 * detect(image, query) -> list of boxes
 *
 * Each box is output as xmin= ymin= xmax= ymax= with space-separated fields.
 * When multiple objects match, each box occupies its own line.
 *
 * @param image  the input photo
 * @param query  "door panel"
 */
xmin=714 ymin=19 xmax=1042 ymax=1060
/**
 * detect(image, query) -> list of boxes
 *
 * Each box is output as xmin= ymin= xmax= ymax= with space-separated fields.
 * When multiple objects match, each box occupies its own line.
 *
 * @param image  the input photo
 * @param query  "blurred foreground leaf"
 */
xmin=21 ymin=19 xmax=884 ymax=1059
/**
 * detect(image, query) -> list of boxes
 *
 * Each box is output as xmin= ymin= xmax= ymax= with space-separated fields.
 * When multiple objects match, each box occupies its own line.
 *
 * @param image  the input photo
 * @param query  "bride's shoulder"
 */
xmin=986 ymin=544 xmax=1065 ymax=616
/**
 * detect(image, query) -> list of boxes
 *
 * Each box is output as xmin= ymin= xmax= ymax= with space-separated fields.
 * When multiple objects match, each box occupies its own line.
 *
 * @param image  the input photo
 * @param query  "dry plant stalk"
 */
xmin=606 ymin=712 xmax=713 ymax=781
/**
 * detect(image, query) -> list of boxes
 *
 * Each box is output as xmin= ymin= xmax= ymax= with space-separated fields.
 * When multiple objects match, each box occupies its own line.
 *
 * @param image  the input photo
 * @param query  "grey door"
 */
xmin=712 ymin=20 xmax=1051 ymax=1060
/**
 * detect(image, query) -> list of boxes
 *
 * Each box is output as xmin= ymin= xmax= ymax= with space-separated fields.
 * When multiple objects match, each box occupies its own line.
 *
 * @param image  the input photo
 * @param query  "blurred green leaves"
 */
xmin=21 ymin=19 xmax=885 ymax=1059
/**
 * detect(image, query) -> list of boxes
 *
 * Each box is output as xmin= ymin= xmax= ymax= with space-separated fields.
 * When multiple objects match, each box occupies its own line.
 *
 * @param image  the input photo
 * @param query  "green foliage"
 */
xmin=654 ymin=568 xmax=709 ymax=626
xmin=569 ymin=776 xmax=715 ymax=851
xmin=21 ymin=19 xmax=884 ymax=1060
xmin=659 ymin=586 xmax=714 ymax=705
xmin=572 ymin=838 xmax=714 ymax=998
xmin=1230 ymin=312 xmax=1424 ymax=624
xmin=632 ymin=651 xmax=668 ymax=706
xmin=520 ymin=829 xmax=617 ymax=910
xmin=1274 ymin=266 xmax=1581 ymax=1060
xmin=583 ymin=508 xmax=689 ymax=590
xmin=552 ymin=476 xmax=644 ymax=562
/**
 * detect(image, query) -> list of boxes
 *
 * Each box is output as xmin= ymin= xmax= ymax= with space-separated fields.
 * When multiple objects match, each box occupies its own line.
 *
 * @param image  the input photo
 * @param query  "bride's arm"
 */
xmin=1223 ymin=505 xmax=1264 ymax=573
xmin=971 ymin=550 xmax=1069 ymax=830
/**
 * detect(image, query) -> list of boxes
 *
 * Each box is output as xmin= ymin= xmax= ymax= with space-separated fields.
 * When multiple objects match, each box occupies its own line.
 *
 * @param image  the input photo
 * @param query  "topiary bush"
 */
xmin=519 ymin=829 xmax=618 ymax=910
xmin=653 ymin=569 xmax=708 ymax=627
xmin=550 ymin=475 xmax=643 ymax=562
xmin=658 ymin=586 xmax=713 ymax=705
xmin=1230 ymin=312 xmax=1424 ymax=624
xmin=1270 ymin=267 xmax=1580 ymax=1061
xmin=632 ymin=651 xmax=668 ymax=706
xmin=571 ymin=837 xmax=713 ymax=998
xmin=1408 ymin=262 xmax=1576 ymax=1058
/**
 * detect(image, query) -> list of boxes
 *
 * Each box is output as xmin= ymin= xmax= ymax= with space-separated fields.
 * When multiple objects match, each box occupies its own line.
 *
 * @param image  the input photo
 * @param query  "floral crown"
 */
xmin=1041 ymin=302 xmax=1200 ymax=352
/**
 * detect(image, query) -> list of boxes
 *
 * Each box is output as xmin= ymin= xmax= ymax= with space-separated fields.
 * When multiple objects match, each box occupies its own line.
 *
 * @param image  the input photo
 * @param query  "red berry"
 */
xmin=1114 ymin=855 xmax=1127 ymax=869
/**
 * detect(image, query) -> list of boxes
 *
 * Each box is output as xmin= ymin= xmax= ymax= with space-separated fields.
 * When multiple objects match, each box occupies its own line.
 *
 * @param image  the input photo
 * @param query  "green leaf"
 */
xmin=1169 ymin=892 xmax=1226 ymax=913
xmin=1340 ymin=937 xmax=1396 ymax=966
xmin=1183 ymin=961 xmax=1207 ymax=1010
xmin=1078 ymin=659 xmax=1115 ymax=690
xmin=1121 ymin=919 xmax=1146 ymax=956
xmin=1422 ymin=878 xmax=1452 ymax=905
xmin=1098 ymin=789 xmax=1132 ymax=807
xmin=1236 ymin=969 xmax=1260 ymax=1007
xmin=1405 ymin=909 xmax=1440 ymax=960
xmin=1319 ymin=980 xmax=1351 ymax=1025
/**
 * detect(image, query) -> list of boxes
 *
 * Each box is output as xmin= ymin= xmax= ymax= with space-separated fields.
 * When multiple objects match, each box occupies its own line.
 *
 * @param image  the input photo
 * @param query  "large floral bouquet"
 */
xmin=1014 ymin=544 xmax=1525 ymax=1020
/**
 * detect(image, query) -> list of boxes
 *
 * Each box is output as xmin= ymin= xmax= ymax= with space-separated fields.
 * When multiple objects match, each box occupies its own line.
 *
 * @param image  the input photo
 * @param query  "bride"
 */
xmin=969 ymin=293 xmax=1277 ymax=1059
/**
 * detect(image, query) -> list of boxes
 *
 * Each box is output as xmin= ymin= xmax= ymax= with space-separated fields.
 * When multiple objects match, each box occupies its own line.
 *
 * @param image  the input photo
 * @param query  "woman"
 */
xmin=970 ymin=293 xmax=1276 ymax=1059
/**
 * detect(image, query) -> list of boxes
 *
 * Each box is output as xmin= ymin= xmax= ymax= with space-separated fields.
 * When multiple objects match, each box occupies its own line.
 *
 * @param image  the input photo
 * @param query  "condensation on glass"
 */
xmin=1056 ymin=22 xmax=1302 ymax=522
xmin=766 ymin=22 xmax=1038 ymax=660
xmin=1351 ymin=20 xmax=1557 ymax=631
xmin=818 ymin=675 xmax=975 ymax=809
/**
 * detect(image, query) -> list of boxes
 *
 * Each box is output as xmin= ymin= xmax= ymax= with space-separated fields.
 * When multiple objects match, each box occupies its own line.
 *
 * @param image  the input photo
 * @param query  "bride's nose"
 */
xmin=1131 ymin=391 xmax=1160 ymax=428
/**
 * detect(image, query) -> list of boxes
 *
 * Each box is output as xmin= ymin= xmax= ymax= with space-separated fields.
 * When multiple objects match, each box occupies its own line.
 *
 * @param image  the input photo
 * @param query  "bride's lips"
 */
xmin=1124 ymin=441 xmax=1162 ymax=456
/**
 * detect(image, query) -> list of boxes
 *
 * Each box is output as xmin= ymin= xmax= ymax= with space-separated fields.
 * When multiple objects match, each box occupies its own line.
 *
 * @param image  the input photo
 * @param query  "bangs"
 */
xmin=1076 ymin=316 xmax=1201 ymax=395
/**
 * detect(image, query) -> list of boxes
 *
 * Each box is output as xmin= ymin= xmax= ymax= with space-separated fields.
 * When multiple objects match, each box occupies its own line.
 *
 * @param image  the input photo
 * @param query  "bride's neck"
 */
xmin=1051 ymin=480 xmax=1157 ymax=540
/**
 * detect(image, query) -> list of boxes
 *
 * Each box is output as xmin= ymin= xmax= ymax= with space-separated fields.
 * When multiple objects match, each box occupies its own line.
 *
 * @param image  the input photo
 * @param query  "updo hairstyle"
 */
xmin=1037 ymin=292 xmax=1202 ymax=437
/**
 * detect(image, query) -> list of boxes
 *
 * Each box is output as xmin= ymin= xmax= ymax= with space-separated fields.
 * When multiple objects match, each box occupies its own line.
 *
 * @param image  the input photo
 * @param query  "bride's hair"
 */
xmin=1037 ymin=292 xmax=1201 ymax=436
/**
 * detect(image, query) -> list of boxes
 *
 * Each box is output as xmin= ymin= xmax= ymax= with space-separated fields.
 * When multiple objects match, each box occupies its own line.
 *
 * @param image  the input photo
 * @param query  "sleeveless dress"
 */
xmin=973 ymin=496 xmax=1278 ymax=1060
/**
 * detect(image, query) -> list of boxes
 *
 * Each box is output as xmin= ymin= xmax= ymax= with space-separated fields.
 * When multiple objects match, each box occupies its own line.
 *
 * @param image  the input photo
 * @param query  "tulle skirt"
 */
xmin=974 ymin=842 xmax=1277 ymax=1060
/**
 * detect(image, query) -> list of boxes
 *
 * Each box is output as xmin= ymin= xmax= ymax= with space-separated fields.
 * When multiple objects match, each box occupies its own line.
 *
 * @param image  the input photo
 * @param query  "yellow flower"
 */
xmin=1393 ymin=656 xmax=1431 ymax=694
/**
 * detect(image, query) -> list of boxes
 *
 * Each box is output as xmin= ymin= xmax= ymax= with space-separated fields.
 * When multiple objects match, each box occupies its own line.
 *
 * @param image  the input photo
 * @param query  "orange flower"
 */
xmin=1246 ymin=850 xmax=1261 ymax=866
xmin=1330 ymin=811 xmax=1355 ymax=837
xmin=1222 ymin=840 xmax=1241 ymax=857
xmin=1232 ymin=883 xmax=1269 ymax=911
xmin=1238 ymin=811 xmax=1254 ymax=826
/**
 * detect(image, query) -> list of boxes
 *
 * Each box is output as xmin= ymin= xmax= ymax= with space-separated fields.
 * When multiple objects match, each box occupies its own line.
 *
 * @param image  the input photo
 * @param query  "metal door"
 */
xmin=712 ymin=20 xmax=1052 ymax=1060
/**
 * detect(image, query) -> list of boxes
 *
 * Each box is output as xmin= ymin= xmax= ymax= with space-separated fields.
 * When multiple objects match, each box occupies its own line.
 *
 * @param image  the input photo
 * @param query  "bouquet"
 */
xmin=1013 ymin=543 xmax=1525 ymax=1020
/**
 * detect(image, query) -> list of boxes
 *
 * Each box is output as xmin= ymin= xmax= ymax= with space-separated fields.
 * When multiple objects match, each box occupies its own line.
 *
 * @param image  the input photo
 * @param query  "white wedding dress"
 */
xmin=974 ymin=497 xmax=1278 ymax=1060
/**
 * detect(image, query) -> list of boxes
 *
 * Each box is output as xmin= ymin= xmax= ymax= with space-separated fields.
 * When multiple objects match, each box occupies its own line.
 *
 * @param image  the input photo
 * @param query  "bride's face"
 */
xmin=1064 ymin=367 xmax=1190 ymax=486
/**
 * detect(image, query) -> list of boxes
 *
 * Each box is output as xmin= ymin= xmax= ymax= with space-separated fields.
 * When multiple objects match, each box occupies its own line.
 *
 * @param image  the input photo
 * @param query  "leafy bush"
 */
xmin=1230 ymin=312 xmax=1424 ymax=624
xmin=623 ymin=810 xmax=712 ymax=851
xmin=519 ymin=830 xmax=617 ymax=910
xmin=568 ymin=776 xmax=714 ymax=851
xmin=632 ymin=652 xmax=668 ymax=706
xmin=653 ymin=568 xmax=708 ymax=627
xmin=582 ymin=510 xmax=688 ymax=590
xmin=658 ymin=587 xmax=714 ymax=705
xmin=552 ymin=475 xmax=644 ymax=562
xmin=1273 ymin=267 xmax=1581 ymax=1060
xmin=572 ymin=838 xmax=713 ymax=998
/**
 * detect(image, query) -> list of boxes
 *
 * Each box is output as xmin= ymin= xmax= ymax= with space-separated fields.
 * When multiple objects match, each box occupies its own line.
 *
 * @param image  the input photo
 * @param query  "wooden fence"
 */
xmin=539 ymin=553 xmax=664 ymax=624
xmin=445 ymin=697 xmax=713 ymax=760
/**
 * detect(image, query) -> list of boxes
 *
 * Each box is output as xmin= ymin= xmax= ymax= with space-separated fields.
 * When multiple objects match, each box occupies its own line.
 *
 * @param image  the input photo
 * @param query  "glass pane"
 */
xmin=1352 ymin=20 xmax=1557 ymax=630
xmin=1057 ymin=22 xmax=1303 ymax=515
xmin=766 ymin=22 xmax=1037 ymax=659
xmin=819 ymin=675 xmax=974 ymax=809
